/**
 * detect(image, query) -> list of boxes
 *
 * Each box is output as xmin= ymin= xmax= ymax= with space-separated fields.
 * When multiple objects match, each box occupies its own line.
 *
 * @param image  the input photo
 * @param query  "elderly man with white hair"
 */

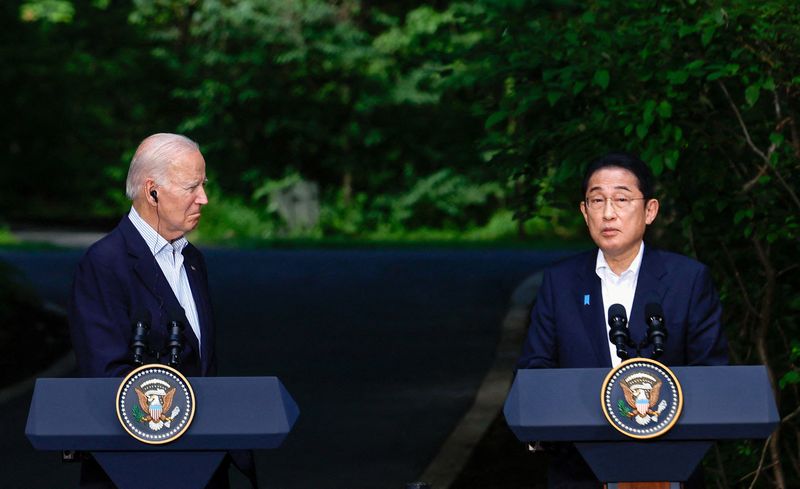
xmin=69 ymin=133 xmax=255 ymax=488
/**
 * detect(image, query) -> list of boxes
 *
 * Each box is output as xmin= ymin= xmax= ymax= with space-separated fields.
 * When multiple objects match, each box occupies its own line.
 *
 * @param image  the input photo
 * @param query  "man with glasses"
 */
xmin=516 ymin=152 xmax=728 ymax=488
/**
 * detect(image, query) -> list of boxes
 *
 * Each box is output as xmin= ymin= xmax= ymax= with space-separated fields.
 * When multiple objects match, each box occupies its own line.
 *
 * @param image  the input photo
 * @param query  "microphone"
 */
xmin=645 ymin=303 xmax=667 ymax=359
xmin=130 ymin=310 xmax=151 ymax=366
xmin=166 ymin=308 xmax=185 ymax=369
xmin=608 ymin=303 xmax=630 ymax=360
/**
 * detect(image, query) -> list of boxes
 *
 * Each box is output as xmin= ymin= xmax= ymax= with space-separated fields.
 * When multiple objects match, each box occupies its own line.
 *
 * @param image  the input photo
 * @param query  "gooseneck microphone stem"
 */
xmin=168 ymin=319 xmax=184 ymax=368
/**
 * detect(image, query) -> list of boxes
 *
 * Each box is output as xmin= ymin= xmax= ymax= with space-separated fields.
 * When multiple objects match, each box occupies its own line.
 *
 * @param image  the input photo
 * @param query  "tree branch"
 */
xmin=718 ymin=81 xmax=770 ymax=162
xmin=720 ymin=241 xmax=759 ymax=317
xmin=718 ymin=80 xmax=800 ymax=212
xmin=740 ymin=435 xmax=773 ymax=488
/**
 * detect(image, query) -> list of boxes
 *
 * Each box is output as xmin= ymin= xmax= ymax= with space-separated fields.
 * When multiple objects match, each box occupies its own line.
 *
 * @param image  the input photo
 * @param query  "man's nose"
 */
xmin=196 ymin=186 xmax=209 ymax=205
xmin=602 ymin=198 xmax=616 ymax=219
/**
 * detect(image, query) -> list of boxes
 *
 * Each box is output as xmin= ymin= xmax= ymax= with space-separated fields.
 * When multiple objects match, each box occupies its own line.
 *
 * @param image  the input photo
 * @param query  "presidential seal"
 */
xmin=116 ymin=364 xmax=196 ymax=444
xmin=600 ymin=358 xmax=683 ymax=439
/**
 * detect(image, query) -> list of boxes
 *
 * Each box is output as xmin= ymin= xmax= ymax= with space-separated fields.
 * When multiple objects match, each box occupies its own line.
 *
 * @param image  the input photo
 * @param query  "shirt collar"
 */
xmin=595 ymin=241 xmax=645 ymax=278
xmin=128 ymin=207 xmax=188 ymax=257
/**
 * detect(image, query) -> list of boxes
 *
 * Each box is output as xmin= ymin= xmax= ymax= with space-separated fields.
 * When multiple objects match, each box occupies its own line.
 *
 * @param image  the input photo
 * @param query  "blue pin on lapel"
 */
xmin=584 ymin=294 xmax=590 ymax=306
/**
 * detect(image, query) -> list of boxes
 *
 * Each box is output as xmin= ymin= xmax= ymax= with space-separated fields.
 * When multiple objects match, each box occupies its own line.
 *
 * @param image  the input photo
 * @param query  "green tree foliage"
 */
xmin=127 ymin=0 xmax=488 ymax=211
xmin=1 ymin=0 xmax=183 ymax=221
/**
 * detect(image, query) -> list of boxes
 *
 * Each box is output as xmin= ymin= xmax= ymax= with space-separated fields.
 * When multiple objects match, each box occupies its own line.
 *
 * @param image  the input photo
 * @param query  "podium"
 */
xmin=26 ymin=376 xmax=299 ymax=489
xmin=504 ymin=366 xmax=778 ymax=487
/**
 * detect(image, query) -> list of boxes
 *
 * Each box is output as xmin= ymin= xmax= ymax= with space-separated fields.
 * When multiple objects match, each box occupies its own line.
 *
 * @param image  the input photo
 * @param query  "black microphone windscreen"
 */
xmin=608 ymin=303 xmax=627 ymax=322
xmin=645 ymin=302 xmax=664 ymax=318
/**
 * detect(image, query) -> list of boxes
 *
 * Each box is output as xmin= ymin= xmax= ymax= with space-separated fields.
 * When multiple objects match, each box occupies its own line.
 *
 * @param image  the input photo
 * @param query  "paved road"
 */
xmin=0 ymin=247 xmax=573 ymax=488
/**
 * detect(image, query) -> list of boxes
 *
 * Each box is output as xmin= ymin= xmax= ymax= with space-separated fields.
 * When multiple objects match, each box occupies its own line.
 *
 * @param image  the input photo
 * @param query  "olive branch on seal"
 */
xmin=131 ymin=403 xmax=148 ymax=423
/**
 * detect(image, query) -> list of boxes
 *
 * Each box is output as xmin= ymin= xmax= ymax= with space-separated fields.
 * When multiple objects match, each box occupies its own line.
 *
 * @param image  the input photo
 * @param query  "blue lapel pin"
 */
xmin=584 ymin=294 xmax=590 ymax=306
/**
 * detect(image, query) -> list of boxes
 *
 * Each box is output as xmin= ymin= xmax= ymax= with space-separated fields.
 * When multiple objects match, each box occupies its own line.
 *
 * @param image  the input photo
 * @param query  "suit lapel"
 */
xmin=183 ymin=245 xmax=213 ymax=374
xmin=576 ymin=251 xmax=612 ymax=367
xmin=121 ymin=218 xmax=202 ymax=363
xmin=630 ymin=246 xmax=668 ymax=345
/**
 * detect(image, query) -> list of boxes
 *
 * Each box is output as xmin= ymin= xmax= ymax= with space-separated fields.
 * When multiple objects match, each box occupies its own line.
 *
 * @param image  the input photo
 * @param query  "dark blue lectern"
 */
xmin=505 ymin=366 xmax=778 ymax=487
xmin=26 ymin=376 xmax=299 ymax=489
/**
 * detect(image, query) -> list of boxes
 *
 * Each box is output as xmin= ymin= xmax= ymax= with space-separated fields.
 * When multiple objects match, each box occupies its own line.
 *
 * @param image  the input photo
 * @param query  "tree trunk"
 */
xmin=752 ymin=238 xmax=787 ymax=489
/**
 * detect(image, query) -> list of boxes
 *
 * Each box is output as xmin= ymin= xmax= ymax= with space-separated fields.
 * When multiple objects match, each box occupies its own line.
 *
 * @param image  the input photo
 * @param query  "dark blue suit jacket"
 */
xmin=518 ymin=245 xmax=728 ymax=369
xmin=516 ymin=246 xmax=727 ymax=489
xmin=68 ymin=216 xmax=246 ymax=488
xmin=69 ymin=216 xmax=217 ymax=378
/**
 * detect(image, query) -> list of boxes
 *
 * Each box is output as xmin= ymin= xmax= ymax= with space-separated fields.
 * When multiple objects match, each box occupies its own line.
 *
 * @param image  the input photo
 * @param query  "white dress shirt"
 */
xmin=128 ymin=207 xmax=202 ymax=354
xmin=596 ymin=242 xmax=644 ymax=367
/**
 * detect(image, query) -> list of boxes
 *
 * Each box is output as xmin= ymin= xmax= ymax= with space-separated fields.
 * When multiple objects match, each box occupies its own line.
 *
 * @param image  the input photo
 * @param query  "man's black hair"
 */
xmin=581 ymin=152 xmax=655 ymax=199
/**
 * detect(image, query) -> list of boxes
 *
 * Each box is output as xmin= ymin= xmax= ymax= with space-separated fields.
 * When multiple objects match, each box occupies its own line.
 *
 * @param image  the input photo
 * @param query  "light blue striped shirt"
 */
xmin=128 ymin=207 xmax=202 ymax=354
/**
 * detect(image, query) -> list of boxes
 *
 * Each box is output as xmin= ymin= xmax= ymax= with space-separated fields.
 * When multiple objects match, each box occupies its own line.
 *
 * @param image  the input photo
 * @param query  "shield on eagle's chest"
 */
xmin=149 ymin=400 xmax=162 ymax=421
xmin=635 ymin=393 xmax=649 ymax=415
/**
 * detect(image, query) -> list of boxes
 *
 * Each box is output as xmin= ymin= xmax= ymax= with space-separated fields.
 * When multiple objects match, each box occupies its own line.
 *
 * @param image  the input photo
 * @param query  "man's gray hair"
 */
xmin=125 ymin=133 xmax=200 ymax=200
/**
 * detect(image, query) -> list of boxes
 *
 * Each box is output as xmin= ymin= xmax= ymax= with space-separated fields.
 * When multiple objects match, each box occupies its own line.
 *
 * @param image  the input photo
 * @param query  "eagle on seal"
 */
xmin=620 ymin=372 xmax=666 ymax=425
xmin=135 ymin=387 xmax=176 ymax=423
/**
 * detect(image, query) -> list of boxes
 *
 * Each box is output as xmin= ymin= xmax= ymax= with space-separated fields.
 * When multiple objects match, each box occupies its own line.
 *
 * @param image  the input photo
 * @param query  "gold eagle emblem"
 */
xmin=620 ymin=372 xmax=668 ymax=426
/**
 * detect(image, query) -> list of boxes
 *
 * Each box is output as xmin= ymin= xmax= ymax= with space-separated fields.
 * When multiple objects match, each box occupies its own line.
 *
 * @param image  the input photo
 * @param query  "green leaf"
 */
xmin=547 ymin=92 xmax=562 ymax=106
xmin=713 ymin=8 xmax=726 ymax=25
xmin=685 ymin=59 xmax=705 ymax=71
xmin=790 ymin=339 xmax=800 ymax=360
xmin=572 ymin=81 xmax=587 ymax=95
xmin=734 ymin=208 xmax=753 ymax=224
xmin=658 ymin=101 xmax=672 ymax=118
xmin=674 ymin=126 xmax=683 ymax=143
xmin=769 ymin=133 xmax=784 ymax=146
xmin=745 ymin=85 xmax=760 ymax=106
xmin=636 ymin=123 xmax=648 ymax=139
xmin=650 ymin=153 xmax=664 ymax=175
xmin=664 ymin=150 xmax=679 ymax=170
xmin=643 ymin=100 xmax=657 ymax=125
xmin=593 ymin=69 xmax=610 ymax=90
xmin=701 ymin=26 xmax=715 ymax=47
xmin=485 ymin=110 xmax=507 ymax=129
xmin=779 ymin=370 xmax=800 ymax=390
xmin=667 ymin=70 xmax=689 ymax=85
xmin=678 ymin=24 xmax=696 ymax=38
xmin=725 ymin=64 xmax=740 ymax=74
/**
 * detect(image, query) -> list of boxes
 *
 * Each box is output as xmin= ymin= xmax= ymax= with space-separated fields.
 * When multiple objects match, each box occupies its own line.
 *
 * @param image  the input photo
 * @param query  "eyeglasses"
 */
xmin=584 ymin=196 xmax=647 ymax=211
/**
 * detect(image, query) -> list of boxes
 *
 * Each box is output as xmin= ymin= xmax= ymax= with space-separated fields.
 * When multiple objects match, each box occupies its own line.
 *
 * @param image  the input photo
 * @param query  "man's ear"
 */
xmin=144 ymin=179 xmax=158 ymax=207
xmin=645 ymin=198 xmax=659 ymax=225
xmin=579 ymin=200 xmax=590 ymax=226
